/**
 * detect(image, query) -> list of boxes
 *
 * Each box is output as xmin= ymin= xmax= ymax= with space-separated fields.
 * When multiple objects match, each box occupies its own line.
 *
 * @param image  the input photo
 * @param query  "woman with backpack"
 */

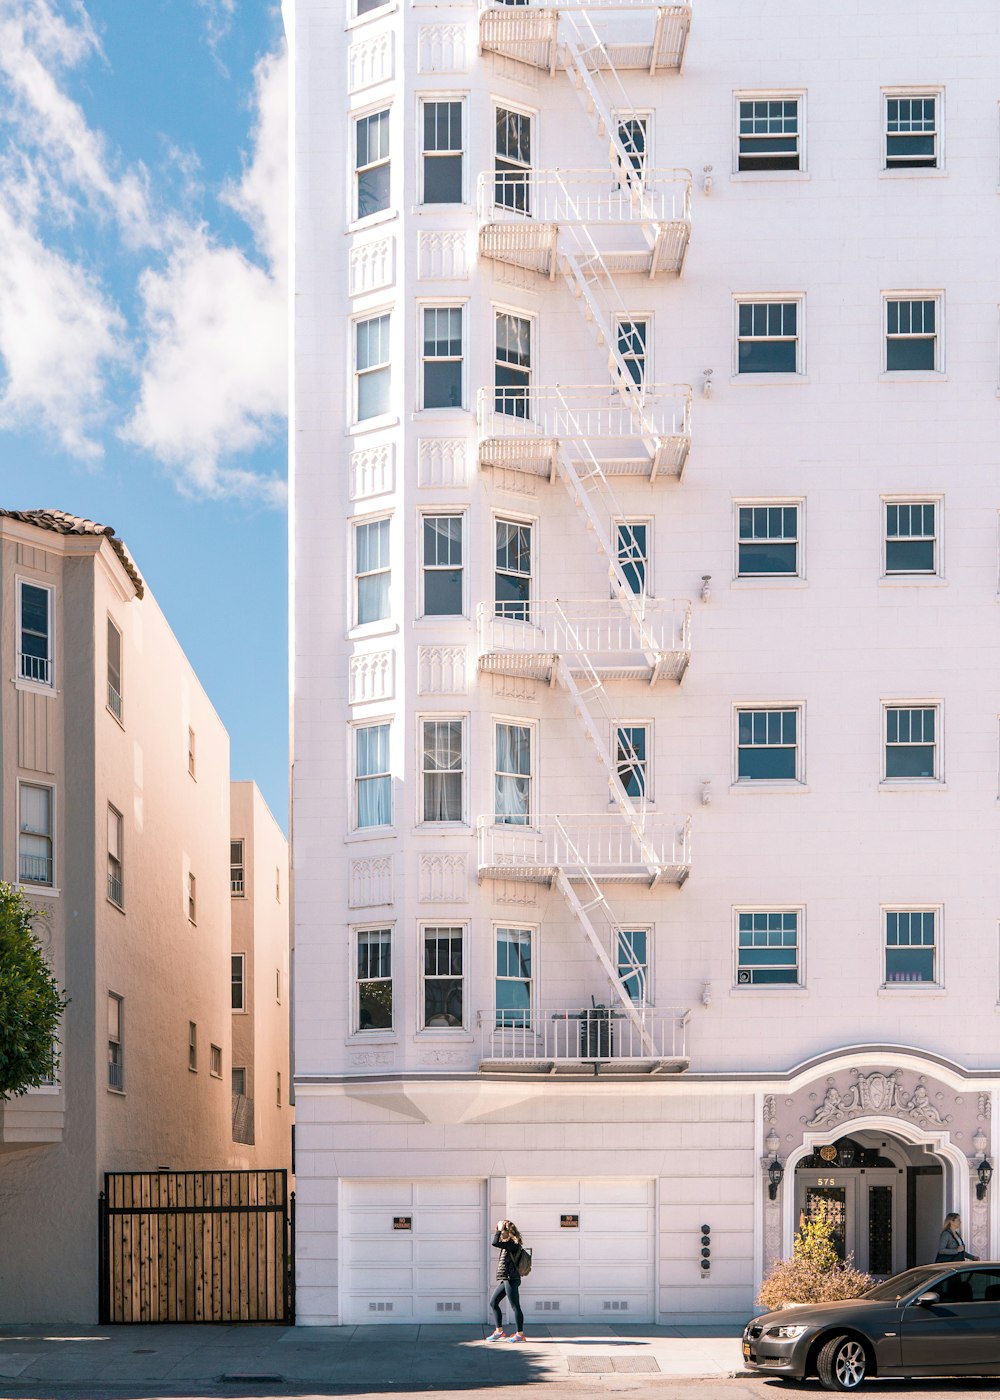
xmin=487 ymin=1219 xmax=528 ymax=1341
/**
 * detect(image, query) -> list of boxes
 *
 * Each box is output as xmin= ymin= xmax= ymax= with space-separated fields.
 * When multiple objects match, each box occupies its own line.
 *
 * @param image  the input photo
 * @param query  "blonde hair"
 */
xmin=943 ymin=1212 xmax=961 ymax=1231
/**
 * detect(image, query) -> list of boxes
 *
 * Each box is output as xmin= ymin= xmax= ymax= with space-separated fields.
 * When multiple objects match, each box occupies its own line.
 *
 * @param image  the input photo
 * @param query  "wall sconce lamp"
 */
xmin=977 ymin=1158 xmax=993 ymax=1201
xmin=767 ymin=1156 xmax=785 ymax=1200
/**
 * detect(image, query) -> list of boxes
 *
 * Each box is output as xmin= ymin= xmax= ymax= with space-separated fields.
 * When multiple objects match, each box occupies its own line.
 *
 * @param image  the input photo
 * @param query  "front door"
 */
xmin=795 ymin=1170 xmax=902 ymax=1275
xmin=900 ymin=1268 xmax=1000 ymax=1372
xmin=796 ymin=1175 xmax=855 ymax=1261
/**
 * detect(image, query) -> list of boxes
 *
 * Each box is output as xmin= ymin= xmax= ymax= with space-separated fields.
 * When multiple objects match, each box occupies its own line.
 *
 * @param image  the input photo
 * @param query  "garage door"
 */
xmin=342 ymin=1179 xmax=485 ymax=1324
xmin=508 ymin=1178 xmax=655 ymax=1323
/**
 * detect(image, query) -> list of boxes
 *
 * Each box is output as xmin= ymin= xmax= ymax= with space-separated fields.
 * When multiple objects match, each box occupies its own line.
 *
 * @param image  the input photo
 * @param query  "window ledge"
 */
xmin=13 ymin=678 xmax=56 ymax=697
xmin=415 ymin=1029 xmax=475 ymax=1041
xmin=346 ymin=2 xmax=398 ymax=30
xmin=880 ymin=575 xmax=946 ymax=586
xmin=879 ymin=372 xmax=947 ymax=384
xmin=347 ymin=210 xmax=398 ymax=236
xmin=878 ymin=984 xmax=946 ymax=996
xmin=413 ymin=614 xmax=470 ymax=626
xmin=348 ymin=414 xmax=400 ymax=437
xmin=232 ymin=1008 xmax=249 ymax=1016
xmin=17 ymin=884 xmax=60 ymax=898
xmin=106 ymin=704 xmax=125 ymax=730
xmin=412 ymin=823 xmax=472 ymax=835
xmin=107 ymin=1087 xmax=126 ymax=1096
xmin=730 ymin=374 xmax=809 ymax=386
xmin=347 ymin=621 xmax=399 ymax=642
xmin=412 ymin=408 xmax=473 ymax=421
xmin=108 ymin=898 xmax=126 ymax=914
xmin=730 ymin=986 xmax=808 ymax=997
xmin=733 ymin=576 xmax=807 ymax=588
xmin=411 ymin=203 xmax=474 ymax=216
xmin=730 ymin=171 xmax=810 ymax=183
xmin=879 ymin=780 xmax=945 ymax=791
xmin=344 ymin=827 xmax=398 ymax=844
xmin=25 ymin=1084 xmax=61 ymax=1096
xmin=730 ymin=781 xmax=808 ymax=794
xmin=345 ymin=1033 xmax=398 ymax=1045
xmin=880 ymin=168 xmax=947 ymax=179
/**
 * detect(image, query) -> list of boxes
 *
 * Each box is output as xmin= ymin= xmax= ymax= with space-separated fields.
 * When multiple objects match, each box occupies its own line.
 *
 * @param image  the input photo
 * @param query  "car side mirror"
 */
xmin=914 ymin=1292 xmax=940 ymax=1306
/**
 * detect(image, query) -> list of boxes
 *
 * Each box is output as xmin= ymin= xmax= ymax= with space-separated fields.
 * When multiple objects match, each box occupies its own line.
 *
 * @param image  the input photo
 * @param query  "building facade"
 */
xmin=0 ymin=511 xmax=289 ymax=1322
xmin=289 ymin=0 xmax=1000 ymax=1324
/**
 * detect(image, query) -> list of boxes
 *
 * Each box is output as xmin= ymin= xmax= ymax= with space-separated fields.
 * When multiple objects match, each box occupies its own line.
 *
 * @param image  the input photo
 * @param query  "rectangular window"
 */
xmin=885 ymin=501 xmax=937 ymax=575
xmin=232 ymin=1066 xmax=246 ymax=1097
xmin=423 ymin=926 xmax=464 ymax=1027
xmin=885 ymin=94 xmax=938 ymax=170
xmin=19 ymin=580 xmax=52 ymax=685
xmin=357 ymin=927 xmax=393 ymax=1031
xmin=885 ymin=297 xmax=939 ymax=372
xmin=354 ymin=517 xmax=390 ymax=625
xmin=736 ymin=300 xmax=800 ymax=374
xmin=495 ymin=722 xmax=531 ymax=825
xmin=737 ymin=910 xmax=800 ymax=985
xmin=188 ymin=872 xmax=197 ymax=923
xmin=232 ymin=953 xmax=246 ymax=1012
xmin=617 ymin=928 xmax=649 ymax=1003
xmin=107 ymin=805 xmax=123 ymax=907
xmin=422 ymin=100 xmax=463 ymax=204
xmin=422 ymin=306 xmax=463 ymax=409
xmin=616 ymin=521 xmax=649 ymax=595
xmin=355 ymin=108 xmax=390 ymax=218
xmin=188 ymin=1022 xmax=198 ymax=1071
xmin=495 ymin=518 xmax=532 ymax=620
xmin=422 ymin=718 xmax=464 ymax=823
xmin=355 ymin=313 xmax=391 ymax=420
xmin=616 ymin=115 xmax=648 ymax=186
xmin=738 ymin=97 xmax=801 ymax=171
xmin=496 ymin=926 xmax=532 ymax=1027
xmin=276 ymin=968 xmax=281 ymax=1003
xmin=276 ymin=867 xmax=281 ymax=902
xmin=277 ymin=1072 xmax=282 ymax=1108
xmin=356 ymin=722 xmax=392 ymax=828
xmin=885 ymin=909 xmax=937 ymax=984
xmin=495 ymin=106 xmax=531 ymax=213
xmin=422 ymin=515 xmax=463 ymax=616
xmin=187 ymin=727 xmax=196 ymax=778
xmin=210 ymin=1044 xmax=222 ymax=1078
xmin=615 ymin=725 xmax=648 ymax=800
xmin=737 ymin=504 xmax=800 ymax=577
xmin=19 ymin=783 xmax=53 ymax=887
xmin=616 ymin=319 xmax=647 ymax=389
xmin=495 ymin=311 xmax=531 ymax=418
xmin=107 ymin=618 xmax=123 ymax=721
xmin=737 ymin=708 xmax=799 ymax=781
xmin=108 ymin=993 xmax=123 ymax=1090
xmin=884 ymin=705 xmax=938 ymax=780
xmin=230 ymin=839 xmax=245 ymax=896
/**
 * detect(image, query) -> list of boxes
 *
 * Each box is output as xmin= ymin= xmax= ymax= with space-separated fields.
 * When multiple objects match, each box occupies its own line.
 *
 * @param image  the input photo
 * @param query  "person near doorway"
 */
xmin=487 ymin=1219 xmax=526 ymax=1341
xmin=936 ymin=1212 xmax=978 ymax=1262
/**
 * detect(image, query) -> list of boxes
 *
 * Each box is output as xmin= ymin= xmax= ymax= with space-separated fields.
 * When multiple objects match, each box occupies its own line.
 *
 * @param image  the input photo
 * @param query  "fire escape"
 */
xmin=476 ymin=0 xmax=694 ymax=1069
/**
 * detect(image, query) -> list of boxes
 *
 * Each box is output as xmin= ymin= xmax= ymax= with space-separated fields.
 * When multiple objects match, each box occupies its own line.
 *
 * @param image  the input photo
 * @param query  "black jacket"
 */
xmin=492 ymin=1231 xmax=522 ymax=1283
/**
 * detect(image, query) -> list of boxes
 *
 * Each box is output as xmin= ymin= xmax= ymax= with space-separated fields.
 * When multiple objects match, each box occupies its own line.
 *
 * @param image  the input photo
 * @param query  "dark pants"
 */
xmin=490 ymin=1276 xmax=523 ymax=1331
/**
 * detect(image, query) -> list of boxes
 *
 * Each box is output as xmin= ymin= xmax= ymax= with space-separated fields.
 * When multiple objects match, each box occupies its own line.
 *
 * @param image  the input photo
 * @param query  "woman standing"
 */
xmin=487 ymin=1219 xmax=526 ymax=1341
xmin=935 ymin=1212 xmax=977 ymax=1262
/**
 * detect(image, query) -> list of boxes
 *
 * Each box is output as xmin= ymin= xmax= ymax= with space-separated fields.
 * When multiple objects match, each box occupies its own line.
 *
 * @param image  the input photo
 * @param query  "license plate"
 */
xmin=743 ymin=1342 xmax=752 ymax=1359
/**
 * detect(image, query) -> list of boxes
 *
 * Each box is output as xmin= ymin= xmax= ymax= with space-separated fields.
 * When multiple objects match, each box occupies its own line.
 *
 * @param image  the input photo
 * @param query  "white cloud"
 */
xmin=198 ymin=0 xmax=236 ymax=55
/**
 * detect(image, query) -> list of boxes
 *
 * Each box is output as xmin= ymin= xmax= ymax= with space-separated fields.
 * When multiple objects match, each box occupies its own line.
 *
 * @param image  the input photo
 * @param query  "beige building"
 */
xmin=0 ymin=510 xmax=290 ymax=1323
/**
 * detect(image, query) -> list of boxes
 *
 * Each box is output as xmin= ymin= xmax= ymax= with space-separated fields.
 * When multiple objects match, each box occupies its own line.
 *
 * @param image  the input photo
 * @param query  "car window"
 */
xmin=935 ymin=1270 xmax=1000 ymax=1304
xmin=865 ymin=1268 xmax=940 ymax=1302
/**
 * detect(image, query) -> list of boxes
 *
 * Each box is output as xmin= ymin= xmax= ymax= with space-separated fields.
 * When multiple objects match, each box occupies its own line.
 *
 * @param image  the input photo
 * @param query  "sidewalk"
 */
xmin=0 ymin=1321 xmax=746 ymax=1389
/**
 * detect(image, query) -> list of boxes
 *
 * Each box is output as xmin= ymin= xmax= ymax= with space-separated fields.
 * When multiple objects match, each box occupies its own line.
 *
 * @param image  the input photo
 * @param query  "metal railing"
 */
xmin=107 ymin=682 xmax=123 ymax=721
xmin=479 ymin=599 xmax=691 ymax=664
xmin=478 ymin=384 xmax=691 ymax=445
xmin=478 ymin=168 xmax=691 ymax=225
xmin=479 ymin=1006 xmax=689 ymax=1062
xmin=107 ymin=871 xmax=124 ymax=907
xmin=482 ymin=0 xmax=691 ymax=13
xmin=478 ymin=813 xmax=691 ymax=878
xmin=18 ymin=853 xmax=53 ymax=886
xmin=19 ymin=653 xmax=51 ymax=685
xmin=108 ymin=1053 xmax=123 ymax=1091
xmin=230 ymin=873 xmax=245 ymax=896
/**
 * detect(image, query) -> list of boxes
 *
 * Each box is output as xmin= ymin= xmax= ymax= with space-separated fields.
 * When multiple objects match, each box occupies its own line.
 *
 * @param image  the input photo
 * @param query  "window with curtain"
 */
xmin=19 ymin=784 xmax=53 ymax=886
xmin=496 ymin=927 xmax=532 ymax=1027
xmin=495 ymin=519 xmax=531 ymax=620
xmin=422 ymin=515 xmax=463 ymax=616
xmin=495 ymin=722 xmax=531 ymax=825
xmin=356 ymin=723 xmax=392 ymax=828
xmin=355 ymin=518 xmax=390 ymax=625
xmin=494 ymin=312 xmax=531 ymax=417
xmin=422 ymin=719 xmax=464 ymax=822
xmin=357 ymin=928 xmax=393 ymax=1029
xmin=355 ymin=108 xmax=390 ymax=217
xmin=495 ymin=107 xmax=531 ymax=213
xmin=356 ymin=313 xmax=391 ymax=420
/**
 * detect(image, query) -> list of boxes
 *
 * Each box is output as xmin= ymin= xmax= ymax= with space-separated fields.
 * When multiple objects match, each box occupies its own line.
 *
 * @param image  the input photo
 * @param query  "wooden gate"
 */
xmin=99 ymin=1170 xmax=293 ymax=1323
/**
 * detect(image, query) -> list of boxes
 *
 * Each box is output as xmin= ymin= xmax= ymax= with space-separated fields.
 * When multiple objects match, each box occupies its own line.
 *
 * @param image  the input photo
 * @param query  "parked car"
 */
xmin=744 ymin=1262 xmax=1000 ymax=1391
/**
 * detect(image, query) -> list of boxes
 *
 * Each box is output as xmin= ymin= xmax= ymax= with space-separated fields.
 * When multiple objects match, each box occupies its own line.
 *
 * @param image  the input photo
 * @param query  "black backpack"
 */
xmin=517 ymin=1245 xmax=533 ymax=1278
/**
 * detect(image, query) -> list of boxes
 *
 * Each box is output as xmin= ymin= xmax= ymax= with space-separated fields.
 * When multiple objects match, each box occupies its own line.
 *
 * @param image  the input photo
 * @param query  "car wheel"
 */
xmin=817 ymin=1335 xmax=868 ymax=1392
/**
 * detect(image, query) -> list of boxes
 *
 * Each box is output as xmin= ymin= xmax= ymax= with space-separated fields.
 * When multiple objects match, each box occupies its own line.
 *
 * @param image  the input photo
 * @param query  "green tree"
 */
xmin=0 ymin=882 xmax=68 ymax=1100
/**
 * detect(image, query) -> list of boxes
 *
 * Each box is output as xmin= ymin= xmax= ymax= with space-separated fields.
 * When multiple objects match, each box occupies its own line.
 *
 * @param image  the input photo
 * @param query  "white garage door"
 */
xmin=508 ymin=1178 xmax=655 ymax=1323
xmin=342 ymin=1179 xmax=485 ymax=1324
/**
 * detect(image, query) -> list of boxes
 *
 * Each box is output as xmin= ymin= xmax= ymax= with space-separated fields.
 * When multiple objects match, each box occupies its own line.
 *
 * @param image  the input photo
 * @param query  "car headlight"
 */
xmin=766 ymin=1324 xmax=807 ymax=1340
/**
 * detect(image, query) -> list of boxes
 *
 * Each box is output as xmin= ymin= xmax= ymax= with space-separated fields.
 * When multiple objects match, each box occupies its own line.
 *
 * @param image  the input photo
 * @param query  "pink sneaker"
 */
xmin=486 ymin=1328 xmax=506 ymax=1341
xmin=508 ymin=1332 xmax=527 ymax=1343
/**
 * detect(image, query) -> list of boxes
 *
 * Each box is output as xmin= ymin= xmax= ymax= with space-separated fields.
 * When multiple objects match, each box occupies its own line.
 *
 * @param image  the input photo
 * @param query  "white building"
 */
xmin=289 ymin=0 xmax=1000 ymax=1325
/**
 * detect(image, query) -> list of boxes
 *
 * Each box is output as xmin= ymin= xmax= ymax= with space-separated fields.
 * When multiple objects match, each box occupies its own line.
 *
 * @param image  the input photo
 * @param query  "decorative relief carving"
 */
xmin=419 ymin=1048 xmax=467 ymax=1066
xmin=350 ymin=442 xmax=395 ymax=500
xmin=969 ymin=1184 xmax=989 ymax=1262
xmin=417 ymin=230 xmax=468 ymax=281
xmin=979 ymin=1092 xmax=992 ymax=1120
xmin=350 ymin=1049 xmax=394 ymax=1067
xmin=350 ymin=236 xmax=394 ymax=296
xmin=349 ymin=856 xmax=393 ymax=908
xmin=418 ymin=645 xmax=467 ymax=694
xmin=803 ymin=1070 xmax=951 ymax=1130
xmin=763 ymin=1095 xmax=777 ymax=1125
xmin=420 ymin=853 xmax=467 ymax=902
xmin=762 ymin=1198 xmax=783 ymax=1280
xmin=349 ymin=30 xmax=393 ymax=91
xmin=494 ymin=879 xmax=536 ymax=905
xmin=417 ymin=438 xmax=467 ymax=488
xmin=417 ymin=24 xmax=469 ymax=72
xmin=349 ymin=650 xmax=394 ymax=705
xmin=491 ymin=672 xmax=538 ymax=702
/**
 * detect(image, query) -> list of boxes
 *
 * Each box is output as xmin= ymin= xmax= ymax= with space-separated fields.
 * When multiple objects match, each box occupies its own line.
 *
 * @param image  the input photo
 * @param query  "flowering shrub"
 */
xmin=757 ymin=1198 xmax=874 ymax=1309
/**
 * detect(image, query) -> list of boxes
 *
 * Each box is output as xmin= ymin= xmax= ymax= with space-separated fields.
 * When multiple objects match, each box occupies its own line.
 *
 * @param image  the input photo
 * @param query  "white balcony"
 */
xmin=478 ymin=385 xmax=691 ymax=479
xmin=478 ymin=814 xmax=691 ymax=886
xmin=478 ymin=600 xmax=691 ymax=684
xmin=479 ymin=1006 xmax=690 ymax=1074
xmin=478 ymin=169 xmax=691 ymax=276
xmin=479 ymin=1 xmax=692 ymax=74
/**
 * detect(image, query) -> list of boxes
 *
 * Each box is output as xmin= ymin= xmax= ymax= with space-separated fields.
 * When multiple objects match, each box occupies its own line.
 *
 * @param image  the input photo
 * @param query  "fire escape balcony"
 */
xmin=479 ymin=0 xmax=692 ymax=75
xmin=477 ymin=814 xmax=691 ymax=886
xmin=477 ymin=384 xmax=691 ymax=480
xmin=478 ymin=600 xmax=691 ymax=684
xmin=478 ymin=1005 xmax=690 ymax=1075
xmin=477 ymin=169 xmax=691 ymax=277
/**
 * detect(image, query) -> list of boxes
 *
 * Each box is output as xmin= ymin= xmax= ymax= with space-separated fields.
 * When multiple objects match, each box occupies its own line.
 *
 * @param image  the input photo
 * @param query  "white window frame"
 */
xmin=16 ymin=577 xmax=54 ymax=690
xmin=353 ymin=514 xmax=392 ymax=630
xmin=419 ymin=510 xmax=466 ymax=619
xmin=353 ymin=310 xmax=392 ymax=424
xmin=354 ymin=924 xmax=395 ymax=1035
xmin=352 ymin=0 xmax=392 ymax=25
xmin=230 ymin=839 xmax=245 ymax=896
xmin=883 ymin=88 xmax=942 ymax=173
xmin=882 ymin=701 xmax=942 ymax=783
xmin=734 ymin=295 xmax=804 ymax=377
xmin=734 ymin=92 xmax=805 ymax=175
xmin=418 ymin=302 xmax=467 ymax=412
xmin=419 ymin=922 xmax=468 ymax=1031
xmin=493 ymin=716 xmax=536 ymax=827
xmin=353 ymin=719 xmax=393 ymax=831
xmin=418 ymin=713 xmax=467 ymax=826
xmin=18 ymin=780 xmax=55 ymax=891
xmin=232 ymin=953 xmax=247 ymax=1013
xmin=882 ymin=497 xmax=941 ymax=578
xmin=107 ymin=803 xmax=124 ymax=909
xmin=353 ymin=105 xmax=391 ymax=222
xmin=734 ymin=500 xmax=803 ymax=581
xmin=108 ymin=992 xmax=124 ymax=1092
xmin=493 ymin=305 xmax=534 ymax=419
xmin=107 ymin=615 xmax=123 ymax=723
xmin=613 ymin=315 xmax=651 ymax=392
xmin=734 ymin=704 xmax=804 ymax=784
xmin=617 ymin=926 xmax=652 ymax=1005
xmin=210 ymin=1044 xmax=222 ymax=1078
xmin=187 ymin=726 xmax=196 ymax=779
xmin=882 ymin=906 xmax=942 ymax=988
xmin=494 ymin=102 xmax=534 ymax=215
xmin=614 ymin=517 xmax=653 ymax=596
xmin=419 ymin=95 xmax=466 ymax=206
xmin=494 ymin=513 xmax=534 ymax=622
xmin=883 ymin=293 xmax=943 ymax=375
xmin=612 ymin=721 xmax=652 ymax=802
xmin=494 ymin=923 xmax=536 ymax=1028
xmin=734 ymin=907 xmax=804 ymax=989
xmin=612 ymin=110 xmax=652 ymax=187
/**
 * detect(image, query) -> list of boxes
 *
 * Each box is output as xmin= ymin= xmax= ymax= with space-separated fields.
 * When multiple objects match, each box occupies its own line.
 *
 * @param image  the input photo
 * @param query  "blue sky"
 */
xmin=0 ymin=0 xmax=289 ymax=828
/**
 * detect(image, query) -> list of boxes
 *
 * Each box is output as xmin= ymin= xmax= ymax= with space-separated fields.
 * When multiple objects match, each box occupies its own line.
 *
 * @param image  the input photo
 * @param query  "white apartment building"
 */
xmin=289 ymin=0 xmax=1000 ymax=1324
